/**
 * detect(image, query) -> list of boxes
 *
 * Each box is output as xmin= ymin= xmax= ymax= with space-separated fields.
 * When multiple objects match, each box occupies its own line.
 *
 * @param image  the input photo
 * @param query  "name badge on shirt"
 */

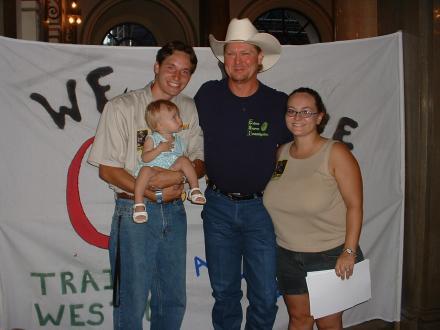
xmin=137 ymin=129 xmax=150 ymax=152
xmin=271 ymin=159 xmax=287 ymax=179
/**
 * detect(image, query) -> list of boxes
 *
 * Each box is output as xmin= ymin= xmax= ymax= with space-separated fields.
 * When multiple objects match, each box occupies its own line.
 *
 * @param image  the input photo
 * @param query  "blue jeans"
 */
xmin=109 ymin=198 xmax=187 ymax=330
xmin=202 ymin=187 xmax=278 ymax=330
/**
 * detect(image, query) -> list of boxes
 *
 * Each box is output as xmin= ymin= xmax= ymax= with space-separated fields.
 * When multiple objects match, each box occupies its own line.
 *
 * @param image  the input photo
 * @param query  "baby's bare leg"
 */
xmin=170 ymin=156 xmax=199 ymax=189
xmin=133 ymin=166 xmax=158 ymax=222
xmin=171 ymin=157 xmax=205 ymax=204
xmin=134 ymin=166 xmax=157 ymax=204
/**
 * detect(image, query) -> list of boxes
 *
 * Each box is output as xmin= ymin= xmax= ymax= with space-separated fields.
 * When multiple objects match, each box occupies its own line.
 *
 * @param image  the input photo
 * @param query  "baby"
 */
xmin=133 ymin=99 xmax=206 ymax=223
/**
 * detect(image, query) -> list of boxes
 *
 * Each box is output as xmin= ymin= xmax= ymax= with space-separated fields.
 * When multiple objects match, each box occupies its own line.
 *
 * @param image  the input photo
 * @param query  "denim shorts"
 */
xmin=276 ymin=244 xmax=364 ymax=295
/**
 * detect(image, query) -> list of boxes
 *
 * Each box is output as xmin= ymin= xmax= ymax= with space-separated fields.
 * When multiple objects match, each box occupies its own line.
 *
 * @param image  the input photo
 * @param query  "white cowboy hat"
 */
xmin=209 ymin=18 xmax=281 ymax=72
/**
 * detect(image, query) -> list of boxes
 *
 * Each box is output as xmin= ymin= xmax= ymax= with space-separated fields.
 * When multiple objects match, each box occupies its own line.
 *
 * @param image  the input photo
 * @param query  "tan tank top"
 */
xmin=263 ymin=139 xmax=346 ymax=252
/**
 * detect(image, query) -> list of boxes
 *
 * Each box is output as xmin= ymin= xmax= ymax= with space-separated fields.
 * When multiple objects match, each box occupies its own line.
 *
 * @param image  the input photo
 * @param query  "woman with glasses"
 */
xmin=263 ymin=87 xmax=364 ymax=330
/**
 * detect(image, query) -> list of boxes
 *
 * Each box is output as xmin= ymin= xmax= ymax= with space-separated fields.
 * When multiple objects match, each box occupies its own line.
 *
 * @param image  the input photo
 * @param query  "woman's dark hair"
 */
xmin=156 ymin=40 xmax=198 ymax=74
xmin=288 ymin=87 xmax=329 ymax=133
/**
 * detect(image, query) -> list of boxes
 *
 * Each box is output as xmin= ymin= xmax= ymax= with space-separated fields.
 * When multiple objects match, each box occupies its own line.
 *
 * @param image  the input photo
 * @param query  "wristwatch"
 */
xmin=342 ymin=247 xmax=357 ymax=257
xmin=155 ymin=190 xmax=163 ymax=204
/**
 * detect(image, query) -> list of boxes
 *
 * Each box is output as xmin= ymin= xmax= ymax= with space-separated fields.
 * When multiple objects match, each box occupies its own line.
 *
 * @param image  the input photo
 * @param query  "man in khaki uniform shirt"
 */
xmin=88 ymin=41 xmax=204 ymax=330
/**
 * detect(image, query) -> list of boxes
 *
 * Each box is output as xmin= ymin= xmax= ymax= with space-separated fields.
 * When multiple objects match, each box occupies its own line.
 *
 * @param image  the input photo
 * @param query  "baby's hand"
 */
xmin=157 ymin=140 xmax=173 ymax=152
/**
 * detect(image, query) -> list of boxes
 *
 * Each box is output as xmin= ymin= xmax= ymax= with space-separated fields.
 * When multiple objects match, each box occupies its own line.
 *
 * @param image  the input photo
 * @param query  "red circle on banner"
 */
xmin=66 ymin=137 xmax=109 ymax=249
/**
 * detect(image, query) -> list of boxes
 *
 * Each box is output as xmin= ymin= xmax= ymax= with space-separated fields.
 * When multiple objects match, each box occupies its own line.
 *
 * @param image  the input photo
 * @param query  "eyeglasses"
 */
xmin=286 ymin=108 xmax=318 ymax=119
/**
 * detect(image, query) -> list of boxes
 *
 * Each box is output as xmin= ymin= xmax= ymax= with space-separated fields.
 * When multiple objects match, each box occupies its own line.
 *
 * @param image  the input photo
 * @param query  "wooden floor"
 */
xmin=346 ymin=319 xmax=395 ymax=329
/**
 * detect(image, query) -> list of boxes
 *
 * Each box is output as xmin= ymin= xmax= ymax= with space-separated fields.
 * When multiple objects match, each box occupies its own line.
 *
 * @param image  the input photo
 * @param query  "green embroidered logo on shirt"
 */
xmin=247 ymin=119 xmax=269 ymax=137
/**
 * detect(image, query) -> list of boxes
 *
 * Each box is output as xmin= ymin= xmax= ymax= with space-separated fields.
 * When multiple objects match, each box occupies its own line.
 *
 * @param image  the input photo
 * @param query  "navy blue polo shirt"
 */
xmin=195 ymin=78 xmax=292 ymax=194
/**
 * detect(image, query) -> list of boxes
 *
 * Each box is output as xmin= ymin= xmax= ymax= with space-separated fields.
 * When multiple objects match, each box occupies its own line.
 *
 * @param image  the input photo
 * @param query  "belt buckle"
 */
xmin=228 ymin=192 xmax=244 ymax=200
xmin=228 ymin=192 xmax=255 ymax=201
xmin=209 ymin=183 xmax=260 ymax=201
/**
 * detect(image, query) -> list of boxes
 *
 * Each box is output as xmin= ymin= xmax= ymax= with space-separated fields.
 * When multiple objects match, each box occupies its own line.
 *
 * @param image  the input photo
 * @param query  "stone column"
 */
xmin=19 ymin=0 xmax=40 ymax=41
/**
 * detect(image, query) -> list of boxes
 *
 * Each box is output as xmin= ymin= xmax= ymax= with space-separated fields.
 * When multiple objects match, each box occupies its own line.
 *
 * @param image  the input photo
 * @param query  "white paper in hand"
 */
xmin=306 ymin=259 xmax=371 ymax=319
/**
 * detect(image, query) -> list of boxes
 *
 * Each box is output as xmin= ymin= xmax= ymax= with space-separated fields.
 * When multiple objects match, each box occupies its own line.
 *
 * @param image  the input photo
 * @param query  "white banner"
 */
xmin=0 ymin=33 xmax=404 ymax=329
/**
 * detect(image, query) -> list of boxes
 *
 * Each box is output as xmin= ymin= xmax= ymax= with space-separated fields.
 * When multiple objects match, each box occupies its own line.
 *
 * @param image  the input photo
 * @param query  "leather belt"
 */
xmin=116 ymin=192 xmax=134 ymax=200
xmin=116 ymin=192 xmax=182 ymax=203
xmin=208 ymin=183 xmax=263 ymax=201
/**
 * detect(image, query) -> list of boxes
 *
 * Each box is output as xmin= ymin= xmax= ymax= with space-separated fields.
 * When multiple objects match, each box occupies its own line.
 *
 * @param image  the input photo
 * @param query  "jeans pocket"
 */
xmin=115 ymin=200 xmax=134 ymax=218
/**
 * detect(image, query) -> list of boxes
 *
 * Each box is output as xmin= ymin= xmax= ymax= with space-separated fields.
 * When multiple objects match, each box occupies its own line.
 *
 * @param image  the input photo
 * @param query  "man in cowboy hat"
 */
xmin=194 ymin=18 xmax=291 ymax=329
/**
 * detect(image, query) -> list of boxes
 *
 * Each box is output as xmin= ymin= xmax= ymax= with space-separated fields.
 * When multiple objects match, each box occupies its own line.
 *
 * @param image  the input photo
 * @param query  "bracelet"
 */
xmin=155 ymin=190 xmax=163 ymax=204
xmin=181 ymin=174 xmax=188 ymax=184
xmin=342 ymin=247 xmax=357 ymax=257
